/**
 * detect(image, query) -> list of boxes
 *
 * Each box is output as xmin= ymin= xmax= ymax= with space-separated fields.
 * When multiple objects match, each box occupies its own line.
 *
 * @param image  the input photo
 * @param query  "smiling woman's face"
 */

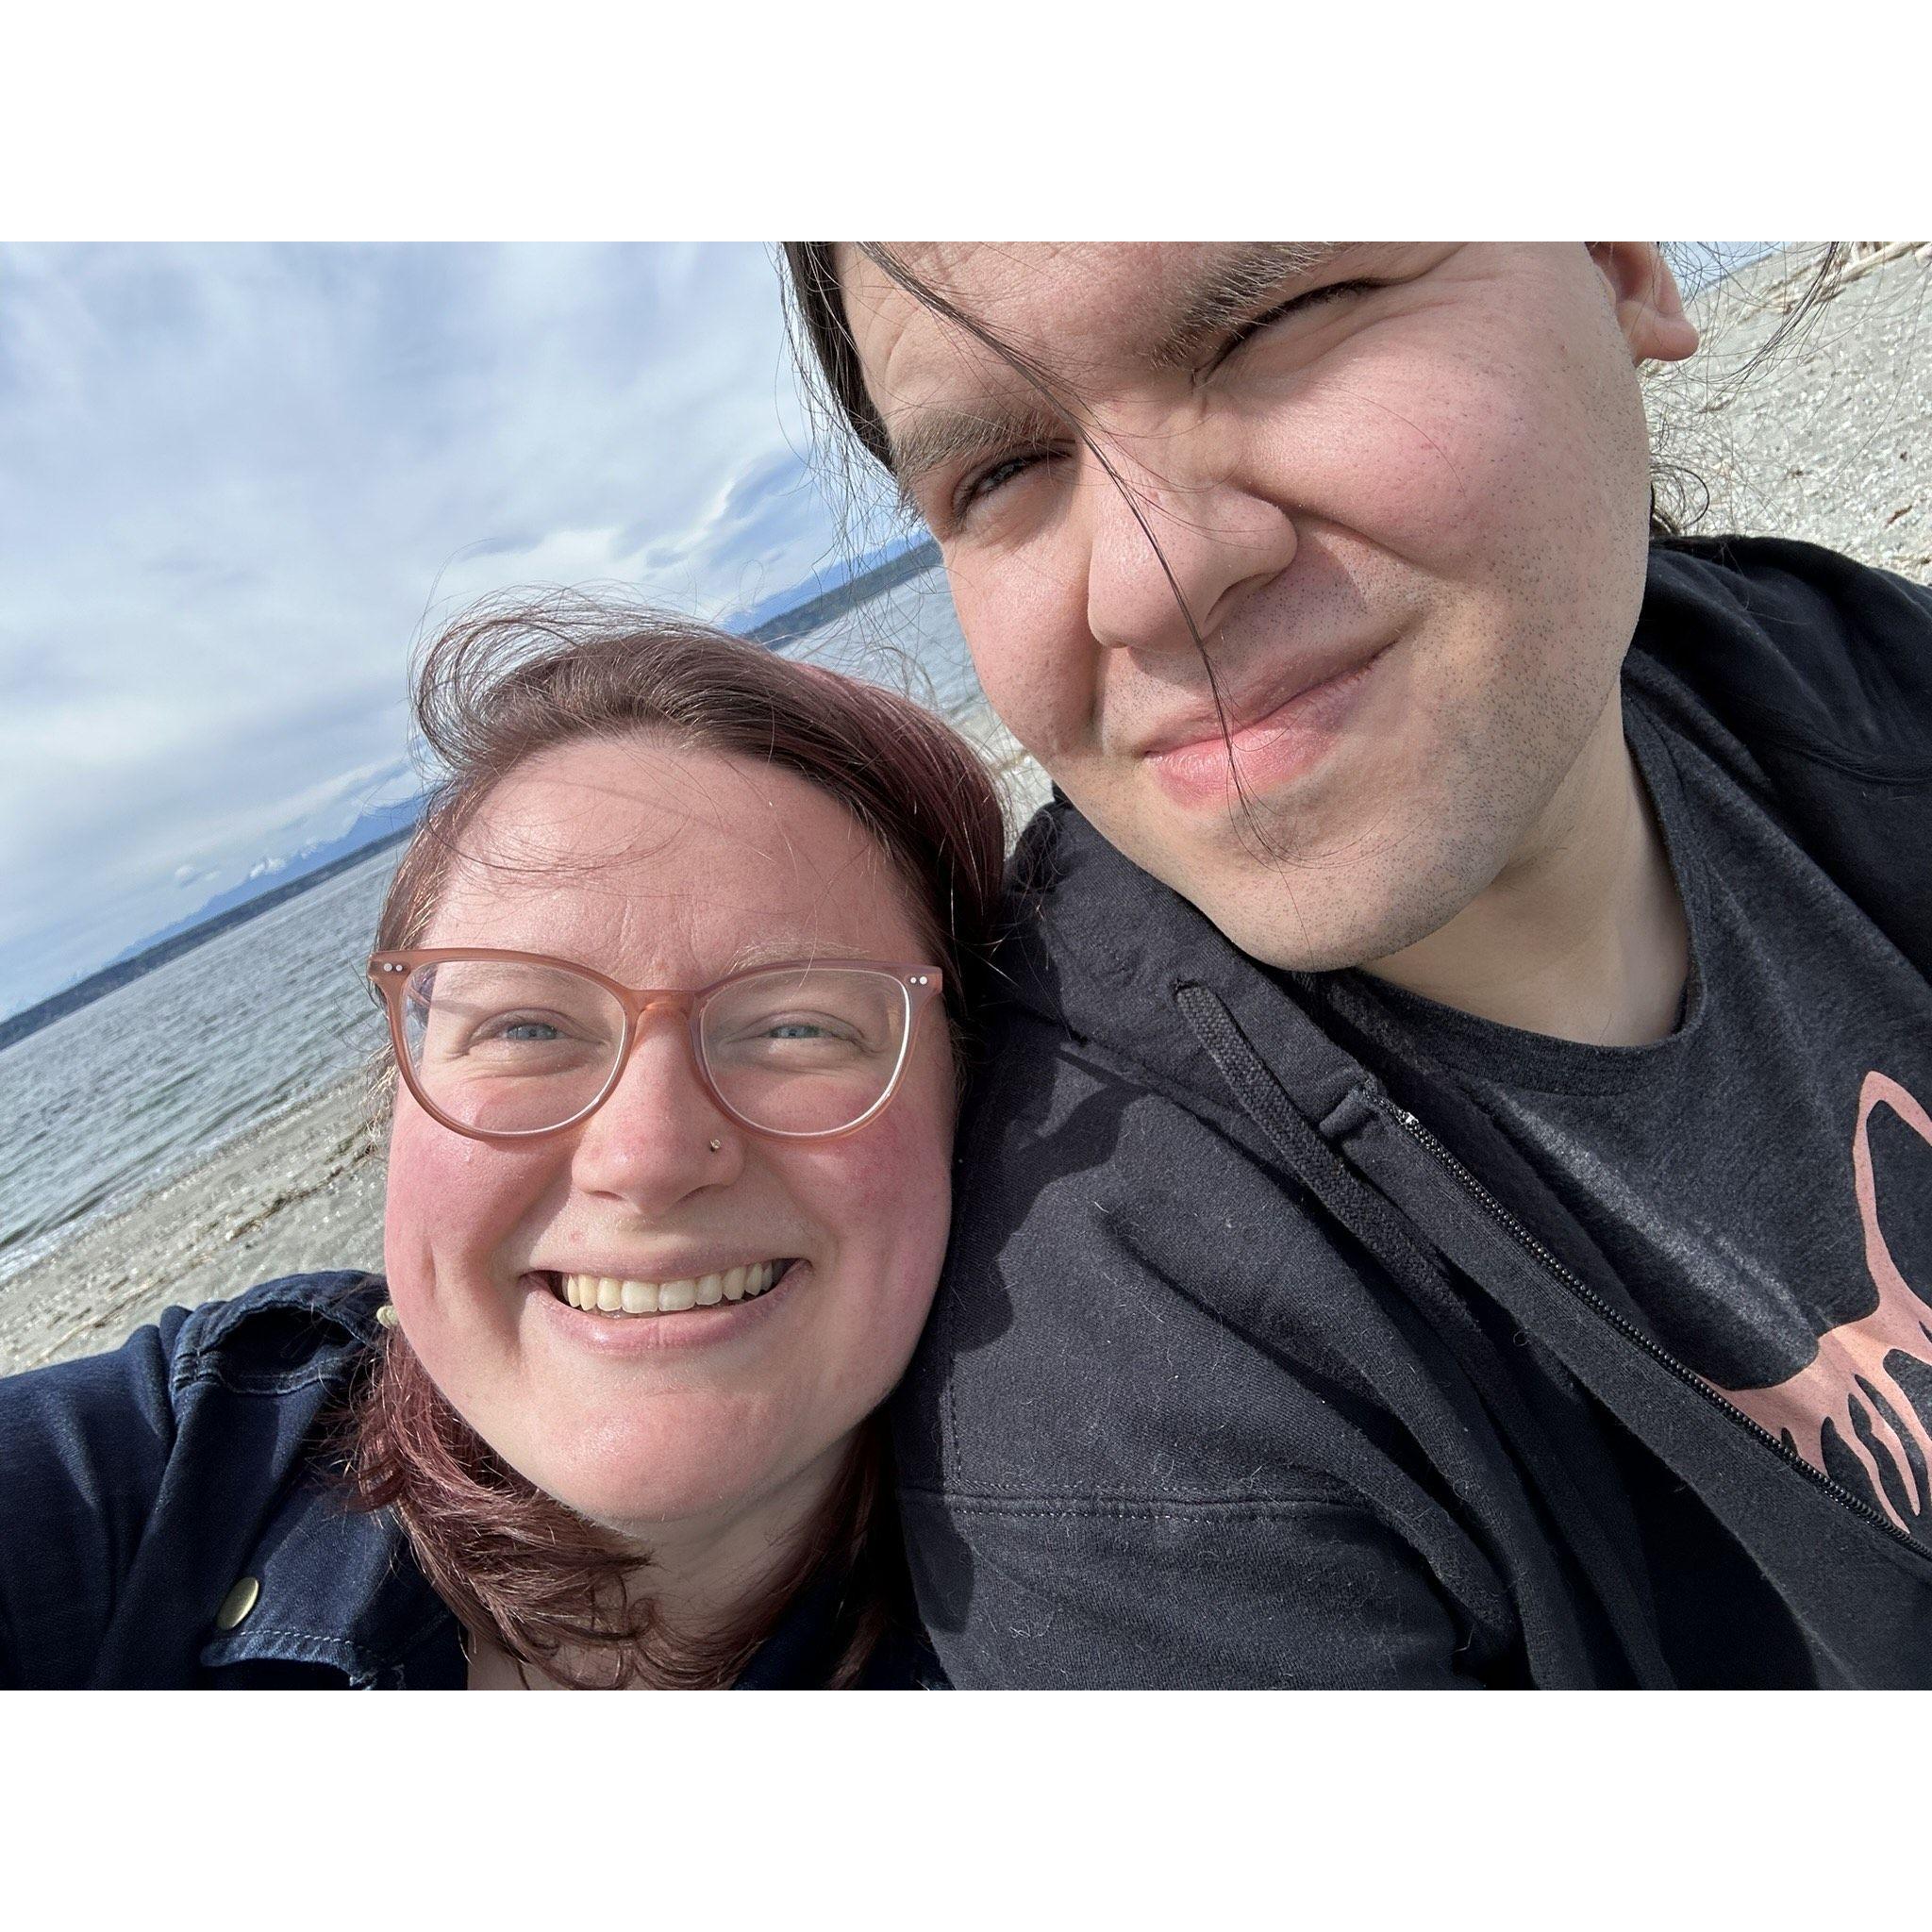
xmin=380 ymin=732 xmax=956 ymax=1547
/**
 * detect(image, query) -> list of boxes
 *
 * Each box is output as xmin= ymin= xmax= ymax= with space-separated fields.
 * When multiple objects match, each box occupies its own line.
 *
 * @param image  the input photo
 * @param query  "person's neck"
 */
xmin=1361 ymin=693 xmax=1689 ymax=1045
xmin=467 ymin=1437 xmax=850 ymax=1690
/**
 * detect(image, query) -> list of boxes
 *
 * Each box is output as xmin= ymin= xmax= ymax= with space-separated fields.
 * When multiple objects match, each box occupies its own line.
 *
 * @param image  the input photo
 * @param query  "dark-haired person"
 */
xmin=0 ymin=596 xmax=1005 ymax=1688
xmin=787 ymin=242 xmax=1932 ymax=1687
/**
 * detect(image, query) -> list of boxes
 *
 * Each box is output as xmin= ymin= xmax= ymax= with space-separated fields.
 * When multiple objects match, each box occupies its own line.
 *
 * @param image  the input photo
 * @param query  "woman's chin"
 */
xmin=519 ymin=1434 xmax=815 ymax=1542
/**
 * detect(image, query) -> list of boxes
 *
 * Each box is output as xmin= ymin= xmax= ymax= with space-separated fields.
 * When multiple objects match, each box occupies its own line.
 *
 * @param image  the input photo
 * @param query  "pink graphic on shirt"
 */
xmin=1712 ymin=1071 xmax=1932 ymax=1533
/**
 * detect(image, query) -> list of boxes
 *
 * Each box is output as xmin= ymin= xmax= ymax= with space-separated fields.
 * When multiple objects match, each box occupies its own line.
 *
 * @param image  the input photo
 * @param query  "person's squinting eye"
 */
xmin=950 ymin=443 xmax=1066 ymax=524
xmin=454 ymin=1008 xmax=605 ymax=1066
xmin=1198 ymin=277 xmax=1383 ymax=381
xmin=943 ymin=277 xmax=1386 ymax=526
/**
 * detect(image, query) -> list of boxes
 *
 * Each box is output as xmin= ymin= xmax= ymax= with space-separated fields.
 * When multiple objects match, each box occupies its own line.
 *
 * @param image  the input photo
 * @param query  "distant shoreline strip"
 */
xmin=0 ymin=825 xmax=416 ymax=1053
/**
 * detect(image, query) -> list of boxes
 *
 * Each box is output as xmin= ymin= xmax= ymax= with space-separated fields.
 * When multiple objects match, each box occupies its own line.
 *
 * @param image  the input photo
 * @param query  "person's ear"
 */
xmin=1587 ymin=243 xmax=1700 ymax=366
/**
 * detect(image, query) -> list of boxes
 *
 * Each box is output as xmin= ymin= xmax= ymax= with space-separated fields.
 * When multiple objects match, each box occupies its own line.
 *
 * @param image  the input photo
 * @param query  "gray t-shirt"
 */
xmin=1319 ymin=694 xmax=1932 ymax=1542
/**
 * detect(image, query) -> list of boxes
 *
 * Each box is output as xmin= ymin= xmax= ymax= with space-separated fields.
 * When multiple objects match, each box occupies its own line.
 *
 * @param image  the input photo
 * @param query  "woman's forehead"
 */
xmin=424 ymin=737 xmax=917 ymax=966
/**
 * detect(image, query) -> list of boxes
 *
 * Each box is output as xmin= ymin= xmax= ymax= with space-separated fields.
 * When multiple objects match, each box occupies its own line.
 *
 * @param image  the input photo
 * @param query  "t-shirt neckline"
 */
xmin=1317 ymin=692 xmax=1713 ymax=1099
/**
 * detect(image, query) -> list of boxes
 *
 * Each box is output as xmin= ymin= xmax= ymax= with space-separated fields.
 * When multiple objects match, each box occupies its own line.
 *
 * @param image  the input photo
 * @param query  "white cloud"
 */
xmin=0 ymin=242 xmax=857 ymax=1016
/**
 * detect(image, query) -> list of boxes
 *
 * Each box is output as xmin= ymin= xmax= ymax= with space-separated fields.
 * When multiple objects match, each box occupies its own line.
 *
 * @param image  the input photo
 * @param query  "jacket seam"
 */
xmin=902 ymin=1486 xmax=1363 ymax=1514
xmin=191 ymin=1363 xmax=347 ymax=1399
xmin=165 ymin=1276 xmax=382 ymax=1400
xmin=902 ymin=1497 xmax=1404 ymax=1527
xmin=1707 ymin=708 xmax=1932 ymax=787
xmin=942 ymin=1036 xmax=1057 ymax=1484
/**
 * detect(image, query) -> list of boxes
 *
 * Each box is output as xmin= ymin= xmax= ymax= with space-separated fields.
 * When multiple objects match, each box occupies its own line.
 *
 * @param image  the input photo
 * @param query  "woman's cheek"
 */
xmin=819 ymin=1056 xmax=955 ymax=1329
xmin=381 ymin=1103 xmax=535 ymax=1320
xmin=381 ymin=1108 xmax=443 ymax=1308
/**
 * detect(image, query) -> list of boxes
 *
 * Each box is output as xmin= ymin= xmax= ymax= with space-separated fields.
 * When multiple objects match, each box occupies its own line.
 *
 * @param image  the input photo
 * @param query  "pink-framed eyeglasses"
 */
xmin=367 ymin=948 xmax=944 ymax=1144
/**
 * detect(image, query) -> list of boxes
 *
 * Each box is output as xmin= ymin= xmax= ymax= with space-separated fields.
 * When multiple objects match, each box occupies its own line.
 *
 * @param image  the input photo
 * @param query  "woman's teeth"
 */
xmin=557 ymin=1261 xmax=787 ymax=1316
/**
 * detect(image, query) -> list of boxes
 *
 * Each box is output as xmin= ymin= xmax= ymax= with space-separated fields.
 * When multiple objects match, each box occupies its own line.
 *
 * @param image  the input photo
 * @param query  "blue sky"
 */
xmin=0 ymin=242 xmax=891 ymax=1018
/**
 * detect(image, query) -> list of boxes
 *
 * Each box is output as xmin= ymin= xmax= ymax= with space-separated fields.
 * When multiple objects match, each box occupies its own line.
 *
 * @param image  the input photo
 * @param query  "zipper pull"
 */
xmin=1366 ymin=1088 xmax=1423 ymax=1132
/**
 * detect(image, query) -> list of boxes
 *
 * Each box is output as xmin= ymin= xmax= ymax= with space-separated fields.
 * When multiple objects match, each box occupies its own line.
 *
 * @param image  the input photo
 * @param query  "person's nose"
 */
xmin=1078 ymin=425 xmax=1297 ymax=659
xmin=568 ymin=1016 xmax=743 ymax=1216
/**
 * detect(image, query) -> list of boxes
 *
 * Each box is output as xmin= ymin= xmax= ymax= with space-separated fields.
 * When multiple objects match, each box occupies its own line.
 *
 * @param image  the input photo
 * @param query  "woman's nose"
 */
xmin=1079 ymin=432 xmax=1297 ymax=658
xmin=567 ymin=1025 xmax=741 ymax=1213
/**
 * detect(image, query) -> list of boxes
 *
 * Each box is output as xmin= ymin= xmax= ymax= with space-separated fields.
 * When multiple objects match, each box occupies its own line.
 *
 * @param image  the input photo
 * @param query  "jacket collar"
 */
xmin=197 ymin=1459 xmax=462 ymax=1687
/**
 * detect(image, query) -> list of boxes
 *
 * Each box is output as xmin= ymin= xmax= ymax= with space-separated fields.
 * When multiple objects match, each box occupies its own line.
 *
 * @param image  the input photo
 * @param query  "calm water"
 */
xmin=0 ymin=850 xmax=398 ymax=1283
xmin=778 ymin=564 xmax=980 ymax=717
xmin=0 ymin=569 xmax=981 ymax=1284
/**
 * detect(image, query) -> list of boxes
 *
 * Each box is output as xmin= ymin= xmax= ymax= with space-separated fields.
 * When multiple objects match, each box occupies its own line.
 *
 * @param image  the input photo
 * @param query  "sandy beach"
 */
xmin=7 ymin=242 xmax=1926 ymax=1376
xmin=0 ymin=1076 xmax=386 ymax=1375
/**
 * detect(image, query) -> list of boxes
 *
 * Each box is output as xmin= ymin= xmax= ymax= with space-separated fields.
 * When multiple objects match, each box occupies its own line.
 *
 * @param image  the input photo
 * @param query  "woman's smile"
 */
xmin=517 ymin=1257 xmax=814 ymax=1357
xmin=553 ymin=1257 xmax=792 ymax=1314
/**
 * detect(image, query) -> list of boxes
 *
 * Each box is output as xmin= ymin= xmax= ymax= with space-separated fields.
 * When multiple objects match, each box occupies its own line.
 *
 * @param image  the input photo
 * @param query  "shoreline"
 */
xmin=7 ymin=244 xmax=1926 ymax=1374
xmin=0 ymin=1074 xmax=385 ymax=1375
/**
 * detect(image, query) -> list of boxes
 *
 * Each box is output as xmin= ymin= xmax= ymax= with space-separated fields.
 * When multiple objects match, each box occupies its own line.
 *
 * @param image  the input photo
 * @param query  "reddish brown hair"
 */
xmin=344 ymin=590 xmax=1006 ymax=1688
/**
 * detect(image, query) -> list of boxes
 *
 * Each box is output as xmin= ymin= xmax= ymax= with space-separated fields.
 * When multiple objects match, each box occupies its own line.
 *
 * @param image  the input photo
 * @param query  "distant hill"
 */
xmin=0 ymin=803 xmax=425 ymax=1052
xmin=739 ymin=537 xmax=941 ymax=648
xmin=99 ymin=792 xmax=427 ymax=974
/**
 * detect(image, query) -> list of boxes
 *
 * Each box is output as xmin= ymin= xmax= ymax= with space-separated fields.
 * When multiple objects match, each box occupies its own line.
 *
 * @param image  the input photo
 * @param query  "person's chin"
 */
xmin=1111 ymin=810 xmax=1466 ymax=974
xmin=533 ymin=1447 xmax=779 ymax=1541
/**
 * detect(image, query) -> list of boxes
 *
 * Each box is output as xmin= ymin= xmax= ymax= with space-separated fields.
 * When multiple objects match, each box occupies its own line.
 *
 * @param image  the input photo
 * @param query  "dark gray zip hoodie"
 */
xmin=892 ymin=538 xmax=1932 ymax=1688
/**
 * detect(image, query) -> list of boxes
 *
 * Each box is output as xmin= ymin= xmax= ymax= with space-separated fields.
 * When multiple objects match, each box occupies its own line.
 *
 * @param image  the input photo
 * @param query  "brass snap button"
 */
xmin=214 ymin=1575 xmax=261 ymax=1631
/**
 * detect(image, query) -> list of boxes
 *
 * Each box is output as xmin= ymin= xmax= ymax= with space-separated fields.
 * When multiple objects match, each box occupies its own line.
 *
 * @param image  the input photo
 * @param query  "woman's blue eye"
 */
xmin=493 ymin=1018 xmax=561 ymax=1042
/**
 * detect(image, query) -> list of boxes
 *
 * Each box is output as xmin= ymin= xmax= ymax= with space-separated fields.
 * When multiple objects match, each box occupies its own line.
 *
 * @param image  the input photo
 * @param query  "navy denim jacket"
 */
xmin=0 ymin=1271 xmax=940 ymax=1689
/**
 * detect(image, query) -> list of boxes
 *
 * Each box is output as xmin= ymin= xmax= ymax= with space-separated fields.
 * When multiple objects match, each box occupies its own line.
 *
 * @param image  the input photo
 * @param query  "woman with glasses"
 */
xmin=0 ymin=592 xmax=1005 ymax=1689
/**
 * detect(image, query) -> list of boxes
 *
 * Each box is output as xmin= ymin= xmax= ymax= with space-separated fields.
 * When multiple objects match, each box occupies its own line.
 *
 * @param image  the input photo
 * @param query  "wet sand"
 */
xmin=8 ymin=242 xmax=1926 ymax=1374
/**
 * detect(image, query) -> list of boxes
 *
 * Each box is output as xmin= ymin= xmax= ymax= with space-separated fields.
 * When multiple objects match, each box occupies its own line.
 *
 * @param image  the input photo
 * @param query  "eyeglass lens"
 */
xmin=396 ymin=958 xmax=913 ymax=1137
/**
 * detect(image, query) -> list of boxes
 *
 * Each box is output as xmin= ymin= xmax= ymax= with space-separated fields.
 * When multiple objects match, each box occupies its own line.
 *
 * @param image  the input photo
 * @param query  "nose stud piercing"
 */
xmin=708 ymin=1138 xmax=723 ymax=1153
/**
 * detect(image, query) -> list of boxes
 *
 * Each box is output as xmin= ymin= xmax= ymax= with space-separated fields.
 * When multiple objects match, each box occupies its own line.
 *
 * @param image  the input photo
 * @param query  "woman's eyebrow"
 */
xmin=718 ymin=936 xmax=874 ymax=976
xmin=1147 ymin=242 xmax=1350 ymax=369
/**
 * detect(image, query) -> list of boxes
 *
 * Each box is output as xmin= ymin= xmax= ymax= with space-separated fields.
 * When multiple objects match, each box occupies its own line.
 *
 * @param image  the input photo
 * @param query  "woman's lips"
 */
xmin=521 ymin=1260 xmax=809 ymax=1355
xmin=1141 ymin=643 xmax=1392 ymax=809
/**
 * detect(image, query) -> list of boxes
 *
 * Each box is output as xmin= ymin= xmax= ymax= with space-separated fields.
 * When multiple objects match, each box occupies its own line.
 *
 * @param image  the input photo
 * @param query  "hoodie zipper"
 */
xmin=1365 ymin=1089 xmax=1926 ymax=1555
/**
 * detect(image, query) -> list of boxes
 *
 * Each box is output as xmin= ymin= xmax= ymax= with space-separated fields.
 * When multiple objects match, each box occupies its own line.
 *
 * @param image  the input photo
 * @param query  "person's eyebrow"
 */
xmin=884 ymin=400 xmax=1073 ymax=509
xmin=1146 ymin=242 xmax=1351 ymax=370
xmin=717 ymin=936 xmax=885 ymax=979
xmin=879 ymin=243 xmax=1356 ymax=501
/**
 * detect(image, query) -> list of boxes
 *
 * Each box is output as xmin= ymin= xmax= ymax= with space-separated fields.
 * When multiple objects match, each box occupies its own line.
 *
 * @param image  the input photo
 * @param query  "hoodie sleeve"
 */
xmin=891 ymin=1035 xmax=1517 ymax=1689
